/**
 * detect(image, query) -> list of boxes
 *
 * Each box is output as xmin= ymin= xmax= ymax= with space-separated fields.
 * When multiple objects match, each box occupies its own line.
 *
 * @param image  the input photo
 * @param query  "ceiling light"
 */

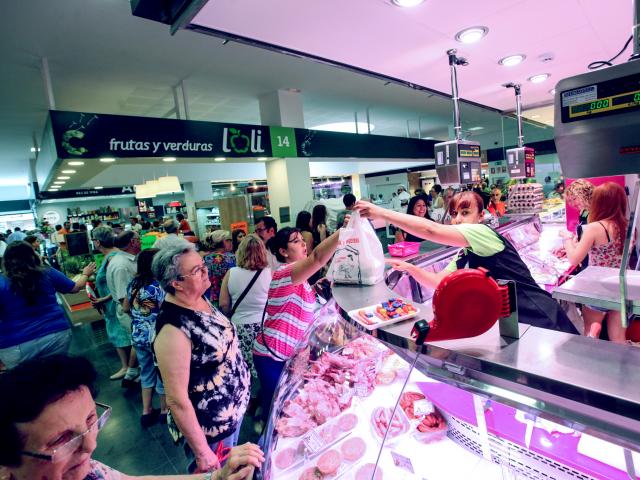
xmin=257 ymin=157 xmax=268 ymax=161
xmin=68 ymin=161 xmax=84 ymax=166
xmin=455 ymin=26 xmax=489 ymax=44
xmin=135 ymin=183 xmax=156 ymax=199
xmin=390 ymin=0 xmax=425 ymax=6
xmin=310 ymin=122 xmax=375 ymax=134
xmin=30 ymin=147 xmax=41 ymax=153
xmin=230 ymin=185 xmax=236 ymax=191
xmin=499 ymin=54 xmax=526 ymax=67
xmin=214 ymin=157 xmax=226 ymax=162
xmin=94 ymin=186 xmax=104 ymax=190
xmin=468 ymin=126 xmax=484 ymax=131
xmin=528 ymin=73 xmax=550 ymax=84
xmin=99 ymin=157 xmax=116 ymax=163
xmin=549 ymin=88 xmax=556 ymax=95
xmin=57 ymin=176 xmax=71 ymax=180
xmin=61 ymin=170 xmax=76 ymax=174
xmin=49 ymin=188 xmax=60 ymax=191
xmin=155 ymin=176 xmax=182 ymax=194
xmin=163 ymin=157 xmax=176 ymax=162
xmin=54 ymin=181 xmax=66 ymax=185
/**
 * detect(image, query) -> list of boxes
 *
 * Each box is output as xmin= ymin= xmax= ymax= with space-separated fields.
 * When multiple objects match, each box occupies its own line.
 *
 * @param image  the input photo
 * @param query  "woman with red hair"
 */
xmin=356 ymin=191 xmax=577 ymax=334
xmin=562 ymin=182 xmax=628 ymax=342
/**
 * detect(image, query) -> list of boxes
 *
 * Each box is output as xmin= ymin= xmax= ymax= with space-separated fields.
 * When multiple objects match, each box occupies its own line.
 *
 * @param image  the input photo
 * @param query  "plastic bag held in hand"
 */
xmin=327 ymin=210 xmax=385 ymax=285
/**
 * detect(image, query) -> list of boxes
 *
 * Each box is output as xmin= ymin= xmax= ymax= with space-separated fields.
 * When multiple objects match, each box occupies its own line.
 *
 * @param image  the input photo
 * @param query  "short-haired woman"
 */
xmin=562 ymin=182 xmax=629 ymax=342
xmin=153 ymin=242 xmax=250 ymax=473
xmin=0 ymin=355 xmax=264 ymax=480
xmin=202 ymin=230 xmax=236 ymax=307
xmin=356 ymin=193 xmax=577 ymax=334
xmin=0 ymin=242 xmax=95 ymax=369
xmin=253 ymin=227 xmax=340 ymax=426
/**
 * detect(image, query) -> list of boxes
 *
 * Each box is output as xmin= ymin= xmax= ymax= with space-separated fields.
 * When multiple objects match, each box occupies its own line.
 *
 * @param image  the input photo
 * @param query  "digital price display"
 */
xmin=458 ymin=144 xmax=480 ymax=158
xmin=561 ymin=72 xmax=640 ymax=123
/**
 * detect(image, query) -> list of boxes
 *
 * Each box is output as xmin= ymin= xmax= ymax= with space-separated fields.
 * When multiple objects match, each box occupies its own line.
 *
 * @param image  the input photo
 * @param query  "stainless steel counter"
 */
xmin=332 ymin=281 xmax=640 ymax=451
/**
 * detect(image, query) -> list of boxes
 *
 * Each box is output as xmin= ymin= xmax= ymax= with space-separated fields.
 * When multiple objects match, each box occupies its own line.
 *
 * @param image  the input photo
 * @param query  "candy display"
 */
xmin=349 ymin=298 xmax=418 ymax=330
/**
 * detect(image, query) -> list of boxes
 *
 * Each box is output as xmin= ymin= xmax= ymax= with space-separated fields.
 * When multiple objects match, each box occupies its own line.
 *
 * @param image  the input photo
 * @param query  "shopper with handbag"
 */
xmin=219 ymin=234 xmax=271 ymax=377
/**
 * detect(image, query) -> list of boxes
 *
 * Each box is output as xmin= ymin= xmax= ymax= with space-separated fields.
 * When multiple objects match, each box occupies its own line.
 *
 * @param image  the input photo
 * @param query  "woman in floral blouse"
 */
xmin=126 ymin=248 xmax=167 ymax=427
xmin=153 ymin=241 xmax=250 ymax=474
xmin=202 ymin=230 xmax=236 ymax=307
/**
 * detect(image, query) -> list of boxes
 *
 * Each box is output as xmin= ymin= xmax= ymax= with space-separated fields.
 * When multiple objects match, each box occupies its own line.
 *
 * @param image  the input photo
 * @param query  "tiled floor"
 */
xmin=70 ymin=321 xmax=259 ymax=476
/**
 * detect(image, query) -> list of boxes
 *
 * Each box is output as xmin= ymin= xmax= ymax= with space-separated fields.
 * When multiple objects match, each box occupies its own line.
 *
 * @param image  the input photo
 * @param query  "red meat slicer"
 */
xmin=410 ymin=268 xmax=519 ymax=345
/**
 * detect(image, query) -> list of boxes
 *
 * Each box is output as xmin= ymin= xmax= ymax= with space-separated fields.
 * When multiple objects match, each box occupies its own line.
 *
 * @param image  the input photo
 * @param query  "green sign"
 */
xmin=269 ymin=126 xmax=297 ymax=157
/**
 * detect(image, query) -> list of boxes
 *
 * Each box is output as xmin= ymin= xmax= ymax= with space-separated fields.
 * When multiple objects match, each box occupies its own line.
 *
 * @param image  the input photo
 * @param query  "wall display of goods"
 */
xmin=507 ymin=183 xmax=544 ymax=213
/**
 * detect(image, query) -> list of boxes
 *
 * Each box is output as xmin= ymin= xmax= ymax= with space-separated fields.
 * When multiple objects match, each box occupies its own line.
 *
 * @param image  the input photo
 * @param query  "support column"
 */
xmin=351 ymin=174 xmax=368 ymax=201
xmin=259 ymin=89 xmax=312 ymax=227
xmin=183 ymin=180 xmax=211 ymax=237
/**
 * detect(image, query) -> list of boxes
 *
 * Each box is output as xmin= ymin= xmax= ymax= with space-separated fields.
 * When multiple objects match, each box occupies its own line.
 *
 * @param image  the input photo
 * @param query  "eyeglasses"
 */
xmin=177 ymin=263 xmax=208 ymax=281
xmin=21 ymin=402 xmax=111 ymax=464
xmin=255 ymin=227 xmax=266 ymax=234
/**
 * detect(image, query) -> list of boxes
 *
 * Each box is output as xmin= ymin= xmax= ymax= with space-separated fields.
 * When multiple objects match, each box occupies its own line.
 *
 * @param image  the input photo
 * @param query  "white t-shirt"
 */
xmin=227 ymin=266 xmax=272 ymax=325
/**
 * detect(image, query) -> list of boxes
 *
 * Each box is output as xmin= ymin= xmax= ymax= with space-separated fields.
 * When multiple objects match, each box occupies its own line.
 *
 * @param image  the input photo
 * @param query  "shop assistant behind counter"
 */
xmin=355 ymin=192 xmax=578 ymax=334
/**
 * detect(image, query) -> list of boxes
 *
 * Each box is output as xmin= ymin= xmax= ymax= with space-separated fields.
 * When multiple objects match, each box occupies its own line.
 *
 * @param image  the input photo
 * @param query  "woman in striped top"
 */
xmin=253 ymin=226 xmax=340 ymax=427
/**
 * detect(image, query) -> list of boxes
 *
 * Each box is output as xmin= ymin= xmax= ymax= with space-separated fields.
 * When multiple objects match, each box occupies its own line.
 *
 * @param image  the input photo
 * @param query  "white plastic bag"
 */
xmin=326 ymin=211 xmax=385 ymax=285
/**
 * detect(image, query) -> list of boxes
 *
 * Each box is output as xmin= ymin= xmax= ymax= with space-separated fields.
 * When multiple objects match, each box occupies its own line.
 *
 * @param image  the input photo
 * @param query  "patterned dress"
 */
xmin=155 ymin=300 xmax=250 ymax=441
xmin=127 ymin=280 xmax=165 ymax=348
xmin=203 ymin=251 xmax=236 ymax=305
xmin=588 ymin=222 xmax=623 ymax=268
xmin=84 ymin=460 xmax=121 ymax=479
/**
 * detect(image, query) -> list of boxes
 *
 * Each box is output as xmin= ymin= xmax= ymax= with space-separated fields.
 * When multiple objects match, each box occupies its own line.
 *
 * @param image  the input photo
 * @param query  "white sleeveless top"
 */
xmin=227 ymin=266 xmax=272 ymax=325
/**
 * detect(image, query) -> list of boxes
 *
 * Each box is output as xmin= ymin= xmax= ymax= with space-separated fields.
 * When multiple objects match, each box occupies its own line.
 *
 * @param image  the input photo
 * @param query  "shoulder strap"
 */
xmin=230 ymin=269 xmax=263 ymax=318
xmin=259 ymin=303 xmax=286 ymax=361
xmin=598 ymin=221 xmax=611 ymax=242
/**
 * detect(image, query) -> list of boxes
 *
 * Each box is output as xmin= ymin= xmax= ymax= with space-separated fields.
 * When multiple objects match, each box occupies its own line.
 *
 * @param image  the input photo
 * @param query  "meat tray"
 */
xmin=347 ymin=299 xmax=420 ymax=331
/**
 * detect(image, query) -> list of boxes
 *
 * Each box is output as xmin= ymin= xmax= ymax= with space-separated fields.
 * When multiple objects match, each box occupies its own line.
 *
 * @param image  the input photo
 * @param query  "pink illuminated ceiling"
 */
xmin=191 ymin=0 xmax=632 ymax=112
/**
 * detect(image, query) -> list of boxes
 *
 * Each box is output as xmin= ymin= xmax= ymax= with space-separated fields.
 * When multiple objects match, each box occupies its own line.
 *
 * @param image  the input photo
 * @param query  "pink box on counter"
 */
xmin=388 ymin=241 xmax=420 ymax=257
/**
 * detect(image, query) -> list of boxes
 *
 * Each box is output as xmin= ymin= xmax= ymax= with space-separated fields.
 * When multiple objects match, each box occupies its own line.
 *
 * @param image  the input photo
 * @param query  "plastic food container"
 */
xmin=388 ymin=241 xmax=420 ymax=257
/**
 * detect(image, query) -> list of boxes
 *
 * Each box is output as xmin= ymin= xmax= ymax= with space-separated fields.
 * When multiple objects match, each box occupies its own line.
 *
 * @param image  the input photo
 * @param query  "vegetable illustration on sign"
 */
xmin=222 ymin=127 xmax=265 ymax=154
xmin=60 ymin=113 xmax=98 ymax=156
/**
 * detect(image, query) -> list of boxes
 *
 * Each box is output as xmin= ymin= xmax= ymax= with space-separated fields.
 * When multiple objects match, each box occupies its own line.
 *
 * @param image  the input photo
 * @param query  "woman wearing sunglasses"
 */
xmin=152 ymin=242 xmax=251 ymax=475
xmin=0 ymin=355 xmax=264 ymax=480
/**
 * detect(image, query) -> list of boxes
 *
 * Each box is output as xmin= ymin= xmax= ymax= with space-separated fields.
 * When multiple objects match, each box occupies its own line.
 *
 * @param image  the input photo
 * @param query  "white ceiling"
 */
xmin=192 ymin=0 xmax=632 ymax=111
xmin=1 ymin=0 xmax=572 ymax=200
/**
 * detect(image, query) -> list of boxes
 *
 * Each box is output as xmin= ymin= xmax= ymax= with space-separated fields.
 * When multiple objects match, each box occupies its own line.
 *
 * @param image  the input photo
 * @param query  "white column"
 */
xmin=183 ymin=180 xmax=211 ymax=235
xmin=259 ymin=89 xmax=312 ymax=227
xmin=350 ymin=174 xmax=368 ymax=201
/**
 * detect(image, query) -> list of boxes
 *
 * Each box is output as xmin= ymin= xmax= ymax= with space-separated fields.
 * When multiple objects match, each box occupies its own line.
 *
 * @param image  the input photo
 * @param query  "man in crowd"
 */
xmin=153 ymin=219 xmax=183 ymax=250
xmin=6 ymin=227 xmax=26 ymax=244
xmin=254 ymin=216 xmax=279 ymax=270
xmin=107 ymin=230 xmax=141 ymax=387
xmin=130 ymin=216 xmax=143 ymax=232
xmin=488 ymin=188 xmax=506 ymax=217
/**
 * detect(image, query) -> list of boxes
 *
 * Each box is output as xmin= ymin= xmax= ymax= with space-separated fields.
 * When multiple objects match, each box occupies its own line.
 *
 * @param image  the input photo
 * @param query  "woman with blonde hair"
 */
xmin=219 ymin=234 xmax=271 ymax=378
xmin=563 ymin=182 xmax=629 ymax=342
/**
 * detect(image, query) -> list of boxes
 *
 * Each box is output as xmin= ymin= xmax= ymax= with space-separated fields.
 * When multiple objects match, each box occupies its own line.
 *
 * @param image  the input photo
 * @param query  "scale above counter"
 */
xmin=554 ymin=60 xmax=640 ymax=178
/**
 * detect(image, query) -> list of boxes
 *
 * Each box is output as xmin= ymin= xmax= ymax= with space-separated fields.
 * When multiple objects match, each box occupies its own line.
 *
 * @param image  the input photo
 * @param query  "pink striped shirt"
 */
xmin=253 ymin=263 xmax=316 ymax=361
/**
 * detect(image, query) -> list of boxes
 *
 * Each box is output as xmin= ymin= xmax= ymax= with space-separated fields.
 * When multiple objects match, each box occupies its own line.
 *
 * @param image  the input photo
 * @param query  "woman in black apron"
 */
xmin=356 ymin=191 xmax=577 ymax=334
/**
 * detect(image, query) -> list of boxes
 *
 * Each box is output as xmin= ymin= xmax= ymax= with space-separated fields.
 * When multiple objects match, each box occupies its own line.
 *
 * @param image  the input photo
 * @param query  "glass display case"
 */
xmin=260 ymin=288 xmax=640 ymax=480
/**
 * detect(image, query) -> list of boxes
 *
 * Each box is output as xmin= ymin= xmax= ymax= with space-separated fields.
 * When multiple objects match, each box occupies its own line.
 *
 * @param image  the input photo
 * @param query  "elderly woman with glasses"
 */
xmin=0 ymin=355 xmax=263 ymax=480
xmin=152 ymin=241 xmax=251 ymax=474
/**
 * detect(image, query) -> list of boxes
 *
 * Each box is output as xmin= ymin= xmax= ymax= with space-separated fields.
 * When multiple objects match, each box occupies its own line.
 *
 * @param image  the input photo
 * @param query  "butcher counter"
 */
xmin=259 ymin=213 xmax=640 ymax=480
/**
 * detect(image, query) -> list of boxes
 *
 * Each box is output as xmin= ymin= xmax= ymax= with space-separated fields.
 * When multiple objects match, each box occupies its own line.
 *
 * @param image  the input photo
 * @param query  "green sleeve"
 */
xmin=444 ymin=258 xmax=458 ymax=273
xmin=453 ymin=223 xmax=504 ymax=257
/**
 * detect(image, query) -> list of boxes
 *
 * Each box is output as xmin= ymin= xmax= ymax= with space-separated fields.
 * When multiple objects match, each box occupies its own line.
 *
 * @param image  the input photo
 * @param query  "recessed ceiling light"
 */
xmin=455 ymin=26 xmax=489 ymax=44
xmin=68 ymin=161 xmax=84 ymax=166
xmin=499 ymin=54 xmax=526 ymax=67
xmin=214 ymin=157 xmax=226 ymax=162
xmin=61 ymin=170 xmax=76 ymax=174
xmin=468 ymin=126 xmax=484 ymax=131
xmin=94 ymin=186 xmax=104 ymax=190
xmin=528 ymin=73 xmax=550 ymax=84
xmin=30 ymin=147 xmax=41 ymax=153
xmin=163 ymin=157 xmax=176 ymax=162
xmin=57 ymin=176 xmax=71 ymax=180
xmin=99 ymin=157 xmax=116 ymax=163
xmin=390 ymin=0 xmax=425 ymax=6
xmin=49 ymin=188 xmax=60 ymax=191
xmin=230 ymin=185 xmax=236 ymax=191
xmin=257 ymin=157 xmax=268 ymax=161
xmin=310 ymin=122 xmax=375 ymax=134
xmin=53 ymin=181 xmax=66 ymax=185
xmin=549 ymin=88 xmax=556 ymax=95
